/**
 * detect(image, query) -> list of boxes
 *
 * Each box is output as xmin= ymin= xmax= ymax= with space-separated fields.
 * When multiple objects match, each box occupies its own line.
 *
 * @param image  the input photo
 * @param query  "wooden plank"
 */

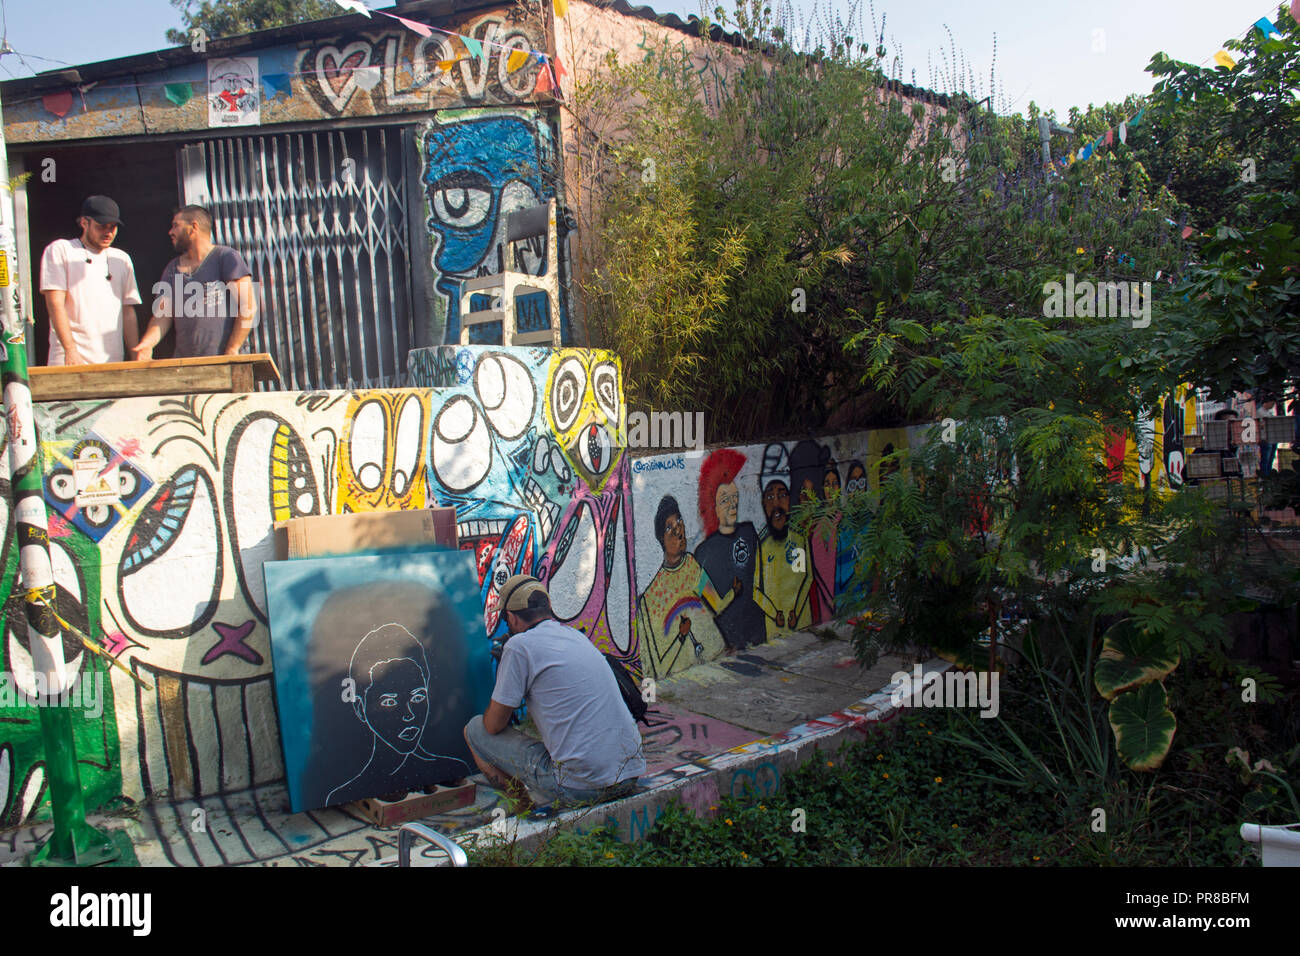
xmin=29 ymin=353 xmax=281 ymax=401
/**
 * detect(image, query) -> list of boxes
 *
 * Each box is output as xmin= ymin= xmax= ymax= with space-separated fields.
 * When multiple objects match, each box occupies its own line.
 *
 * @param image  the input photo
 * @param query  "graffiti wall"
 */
xmin=417 ymin=109 xmax=567 ymax=345
xmin=3 ymin=10 xmax=553 ymax=144
xmin=0 ymin=346 xmax=632 ymax=822
xmin=630 ymin=432 xmax=912 ymax=680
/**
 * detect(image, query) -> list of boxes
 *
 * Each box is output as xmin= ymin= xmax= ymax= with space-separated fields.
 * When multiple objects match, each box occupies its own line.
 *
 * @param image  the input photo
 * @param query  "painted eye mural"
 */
xmin=4 ymin=540 xmax=90 ymax=698
xmin=42 ymin=437 xmax=152 ymax=542
xmin=118 ymin=466 xmax=223 ymax=639
xmin=336 ymin=391 xmax=430 ymax=513
xmin=420 ymin=112 xmax=562 ymax=344
xmin=544 ymin=351 xmax=626 ymax=494
xmin=431 ymin=395 xmax=492 ymax=493
xmin=225 ymin=414 xmax=320 ymax=621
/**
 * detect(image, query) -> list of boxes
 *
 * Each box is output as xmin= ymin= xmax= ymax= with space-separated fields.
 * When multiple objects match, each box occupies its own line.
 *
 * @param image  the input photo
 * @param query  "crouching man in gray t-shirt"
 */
xmin=464 ymin=574 xmax=645 ymax=813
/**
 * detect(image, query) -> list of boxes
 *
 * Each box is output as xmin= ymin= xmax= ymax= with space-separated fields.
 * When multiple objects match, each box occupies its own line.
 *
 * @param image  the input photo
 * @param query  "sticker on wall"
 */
xmin=73 ymin=457 xmax=120 ymax=507
xmin=209 ymin=56 xmax=260 ymax=127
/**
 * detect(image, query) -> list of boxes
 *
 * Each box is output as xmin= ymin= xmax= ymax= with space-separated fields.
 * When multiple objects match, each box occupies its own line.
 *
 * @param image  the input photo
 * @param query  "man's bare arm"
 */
xmin=132 ymin=283 xmax=174 ymax=360
xmin=482 ymin=699 xmax=515 ymax=735
xmin=222 ymin=276 xmax=256 ymax=355
xmin=44 ymin=290 xmax=84 ymax=365
xmin=121 ymin=304 xmax=139 ymax=355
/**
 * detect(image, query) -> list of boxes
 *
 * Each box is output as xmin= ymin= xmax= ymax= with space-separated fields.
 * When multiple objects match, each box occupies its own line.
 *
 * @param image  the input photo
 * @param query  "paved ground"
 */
xmin=0 ymin=626 xmax=910 ymax=867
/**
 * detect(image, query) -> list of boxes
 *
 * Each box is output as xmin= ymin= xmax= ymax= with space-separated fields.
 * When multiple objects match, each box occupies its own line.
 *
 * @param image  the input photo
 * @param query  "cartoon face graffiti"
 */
xmin=337 ymin=391 xmax=429 ymax=512
xmin=421 ymin=114 xmax=555 ymax=342
xmin=544 ymin=351 xmax=625 ymax=493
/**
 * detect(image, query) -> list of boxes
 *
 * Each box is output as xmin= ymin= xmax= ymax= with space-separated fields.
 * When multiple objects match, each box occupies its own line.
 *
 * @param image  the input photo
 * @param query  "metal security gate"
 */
xmin=181 ymin=126 xmax=416 ymax=390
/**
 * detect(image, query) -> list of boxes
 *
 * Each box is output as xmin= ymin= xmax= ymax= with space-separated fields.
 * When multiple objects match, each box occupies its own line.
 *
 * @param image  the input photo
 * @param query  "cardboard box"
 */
xmin=274 ymin=507 xmax=458 ymax=560
xmin=350 ymin=780 xmax=477 ymax=826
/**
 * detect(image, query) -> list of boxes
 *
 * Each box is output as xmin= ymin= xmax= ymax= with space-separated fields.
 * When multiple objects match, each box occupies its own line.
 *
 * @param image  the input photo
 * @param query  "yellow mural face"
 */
xmin=867 ymin=428 xmax=909 ymax=491
xmin=337 ymin=390 xmax=430 ymax=512
xmin=544 ymin=350 xmax=626 ymax=493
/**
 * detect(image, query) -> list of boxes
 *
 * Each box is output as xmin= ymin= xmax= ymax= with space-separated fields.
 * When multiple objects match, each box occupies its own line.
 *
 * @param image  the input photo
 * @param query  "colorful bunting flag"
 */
xmin=506 ymin=49 xmax=529 ymax=73
xmin=1118 ymin=121 xmax=1127 ymax=144
xmin=553 ymin=56 xmax=567 ymax=80
xmin=164 ymin=82 xmax=193 ymax=106
xmin=42 ymin=91 xmax=73 ymax=118
xmin=380 ymin=12 xmax=433 ymax=37
xmin=332 ymin=0 xmax=371 ymax=16
xmin=534 ymin=56 xmax=552 ymax=93
xmin=262 ymin=73 xmax=289 ymax=99
xmin=1254 ymin=17 xmax=1279 ymax=38
xmin=463 ymin=36 xmax=484 ymax=62
xmin=1213 ymin=50 xmax=1236 ymax=69
xmin=1181 ymin=226 xmax=1195 ymax=239
xmin=554 ymin=0 xmax=569 ymax=17
xmin=1104 ymin=128 xmax=1113 ymax=145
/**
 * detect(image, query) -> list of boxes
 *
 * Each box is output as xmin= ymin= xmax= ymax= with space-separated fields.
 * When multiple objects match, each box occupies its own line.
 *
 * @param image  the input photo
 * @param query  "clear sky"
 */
xmin=0 ymin=0 xmax=1285 ymax=116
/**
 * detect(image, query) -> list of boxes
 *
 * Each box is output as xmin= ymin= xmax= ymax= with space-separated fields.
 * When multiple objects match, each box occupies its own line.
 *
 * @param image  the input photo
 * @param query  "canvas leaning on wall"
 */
xmin=263 ymin=550 xmax=494 ymax=813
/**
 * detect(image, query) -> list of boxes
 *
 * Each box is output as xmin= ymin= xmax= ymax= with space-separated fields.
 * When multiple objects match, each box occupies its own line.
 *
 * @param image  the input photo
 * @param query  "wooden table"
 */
xmin=29 ymin=354 xmax=281 ymax=402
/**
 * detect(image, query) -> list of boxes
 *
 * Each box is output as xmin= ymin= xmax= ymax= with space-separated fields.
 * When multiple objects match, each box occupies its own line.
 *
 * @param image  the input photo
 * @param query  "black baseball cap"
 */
xmin=80 ymin=196 xmax=122 ymax=226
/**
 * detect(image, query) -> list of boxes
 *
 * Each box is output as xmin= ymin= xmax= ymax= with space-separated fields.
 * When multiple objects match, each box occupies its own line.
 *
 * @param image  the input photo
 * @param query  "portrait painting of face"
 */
xmin=265 ymin=553 xmax=493 ymax=812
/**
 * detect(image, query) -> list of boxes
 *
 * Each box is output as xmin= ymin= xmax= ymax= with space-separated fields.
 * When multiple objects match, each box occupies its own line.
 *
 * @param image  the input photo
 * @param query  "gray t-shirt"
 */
xmin=158 ymin=245 xmax=252 ymax=357
xmin=492 ymin=619 xmax=646 ymax=789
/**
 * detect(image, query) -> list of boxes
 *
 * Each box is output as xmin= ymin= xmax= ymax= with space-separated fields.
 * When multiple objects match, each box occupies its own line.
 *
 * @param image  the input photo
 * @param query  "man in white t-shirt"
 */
xmin=39 ymin=195 xmax=142 ymax=366
xmin=464 ymin=575 xmax=645 ymax=812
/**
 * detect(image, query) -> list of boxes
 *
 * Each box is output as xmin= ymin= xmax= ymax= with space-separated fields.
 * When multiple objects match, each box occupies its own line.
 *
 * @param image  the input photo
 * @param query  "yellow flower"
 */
xmin=741 ymin=851 xmax=748 ymax=859
xmin=952 ymin=823 xmax=959 ymax=829
xmin=605 ymin=852 xmax=615 ymax=859
xmin=876 ymin=754 xmax=884 ymax=760
xmin=1033 ymin=856 xmax=1041 ymax=861
xmin=758 ymin=805 xmax=765 ymax=811
xmin=1076 ymin=246 xmax=1085 ymax=254
xmin=709 ymin=805 xmax=718 ymax=811
xmin=882 ymin=773 xmax=889 ymax=779
xmin=827 ymin=761 xmax=834 ymax=767
xmin=726 ymin=818 xmax=733 ymax=826
xmin=935 ymin=776 xmax=942 ymax=783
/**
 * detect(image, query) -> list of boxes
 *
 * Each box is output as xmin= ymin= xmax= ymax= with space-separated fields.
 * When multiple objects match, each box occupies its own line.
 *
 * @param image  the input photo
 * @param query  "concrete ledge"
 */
xmin=451 ymin=659 xmax=952 ymax=861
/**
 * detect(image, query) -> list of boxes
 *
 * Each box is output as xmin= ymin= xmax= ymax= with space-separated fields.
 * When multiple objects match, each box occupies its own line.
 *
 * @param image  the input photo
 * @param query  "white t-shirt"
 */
xmin=39 ymin=238 xmax=142 ymax=365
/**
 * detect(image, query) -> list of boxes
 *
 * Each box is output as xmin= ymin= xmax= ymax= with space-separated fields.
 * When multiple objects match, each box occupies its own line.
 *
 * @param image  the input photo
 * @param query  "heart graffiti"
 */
xmin=314 ymin=42 xmax=373 ymax=113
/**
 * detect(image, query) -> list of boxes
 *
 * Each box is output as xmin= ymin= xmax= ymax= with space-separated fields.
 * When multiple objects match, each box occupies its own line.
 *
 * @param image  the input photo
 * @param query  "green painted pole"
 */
xmin=0 ymin=93 xmax=116 ymax=866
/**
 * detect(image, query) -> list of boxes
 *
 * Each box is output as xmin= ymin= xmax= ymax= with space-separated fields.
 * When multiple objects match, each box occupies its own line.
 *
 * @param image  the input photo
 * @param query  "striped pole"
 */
xmin=0 ymin=95 xmax=116 ymax=865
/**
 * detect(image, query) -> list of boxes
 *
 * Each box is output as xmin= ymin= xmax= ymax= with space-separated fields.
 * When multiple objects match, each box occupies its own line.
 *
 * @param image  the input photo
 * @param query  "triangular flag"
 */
xmin=554 ymin=0 xmax=569 ymax=17
xmin=1213 ymin=50 xmax=1236 ymax=69
xmin=354 ymin=65 xmax=382 ymax=91
xmin=1118 ymin=121 xmax=1127 ymax=144
xmin=1104 ymin=129 xmax=1113 ymax=145
xmin=332 ymin=0 xmax=371 ymax=16
xmin=1068 ymin=151 xmax=1076 ymax=164
xmin=506 ymin=49 xmax=529 ymax=73
xmin=534 ymin=56 xmax=552 ymax=93
xmin=437 ymin=57 xmax=462 ymax=72
xmin=1181 ymin=226 xmax=1195 ymax=239
xmin=463 ymin=36 xmax=484 ymax=62
xmin=164 ymin=82 xmax=193 ymax=106
xmin=43 ymin=91 xmax=73 ymax=118
xmin=262 ymin=73 xmax=288 ymax=99
xmin=553 ymin=56 xmax=567 ymax=80
xmin=1254 ymin=17 xmax=1279 ymax=38
xmin=1081 ymin=143 xmax=1092 ymax=160
xmin=1130 ymin=108 xmax=1144 ymax=127
xmin=380 ymin=12 xmax=433 ymax=36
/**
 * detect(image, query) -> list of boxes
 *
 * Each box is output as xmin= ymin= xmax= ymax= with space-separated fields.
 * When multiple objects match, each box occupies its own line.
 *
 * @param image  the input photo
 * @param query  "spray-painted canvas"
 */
xmin=264 ymin=549 xmax=492 ymax=813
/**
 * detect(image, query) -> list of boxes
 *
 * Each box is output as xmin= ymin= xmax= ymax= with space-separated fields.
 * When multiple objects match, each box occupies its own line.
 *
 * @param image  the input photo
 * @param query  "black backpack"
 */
xmin=603 ymin=653 xmax=662 ymax=726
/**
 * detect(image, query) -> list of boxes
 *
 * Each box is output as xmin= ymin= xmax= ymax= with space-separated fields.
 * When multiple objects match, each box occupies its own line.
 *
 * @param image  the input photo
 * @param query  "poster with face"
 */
xmin=264 ymin=549 xmax=492 ymax=812
xmin=208 ymin=56 xmax=260 ymax=127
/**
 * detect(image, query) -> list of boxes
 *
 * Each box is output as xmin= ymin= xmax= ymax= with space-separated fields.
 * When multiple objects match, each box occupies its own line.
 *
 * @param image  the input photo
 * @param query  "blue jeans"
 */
xmin=464 ymin=715 xmax=638 ymax=806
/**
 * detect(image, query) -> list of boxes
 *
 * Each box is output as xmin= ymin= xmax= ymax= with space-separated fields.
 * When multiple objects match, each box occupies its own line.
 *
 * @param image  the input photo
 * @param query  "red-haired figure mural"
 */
xmin=694 ymin=449 xmax=766 ymax=651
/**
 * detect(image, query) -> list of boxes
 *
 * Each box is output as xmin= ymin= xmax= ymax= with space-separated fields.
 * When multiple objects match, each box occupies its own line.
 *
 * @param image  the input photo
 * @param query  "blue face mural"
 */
xmin=421 ymin=111 xmax=563 ymax=344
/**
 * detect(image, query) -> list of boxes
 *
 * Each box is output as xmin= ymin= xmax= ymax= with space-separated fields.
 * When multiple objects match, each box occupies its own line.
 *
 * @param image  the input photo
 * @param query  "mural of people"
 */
xmin=635 ymin=495 xmax=731 ymax=678
xmin=790 ymin=440 xmax=836 ymax=624
xmin=324 ymin=623 xmax=470 ymax=806
xmin=694 ymin=449 xmax=766 ymax=652
xmin=755 ymin=444 xmax=812 ymax=640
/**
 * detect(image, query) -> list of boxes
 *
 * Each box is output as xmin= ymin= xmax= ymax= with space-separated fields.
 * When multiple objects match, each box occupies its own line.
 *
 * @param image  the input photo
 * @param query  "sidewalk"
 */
xmin=0 ymin=627 xmax=923 ymax=867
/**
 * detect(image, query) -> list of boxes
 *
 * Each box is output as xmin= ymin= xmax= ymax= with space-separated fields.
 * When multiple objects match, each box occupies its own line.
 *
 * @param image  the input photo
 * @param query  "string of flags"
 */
xmin=1058 ymin=12 xmax=1284 ymax=172
xmin=35 ymin=0 xmax=566 ymax=118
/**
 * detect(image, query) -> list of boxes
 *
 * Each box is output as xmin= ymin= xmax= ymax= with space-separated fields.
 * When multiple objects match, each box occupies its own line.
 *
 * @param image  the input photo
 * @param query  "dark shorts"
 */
xmin=464 ymin=715 xmax=639 ymax=807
